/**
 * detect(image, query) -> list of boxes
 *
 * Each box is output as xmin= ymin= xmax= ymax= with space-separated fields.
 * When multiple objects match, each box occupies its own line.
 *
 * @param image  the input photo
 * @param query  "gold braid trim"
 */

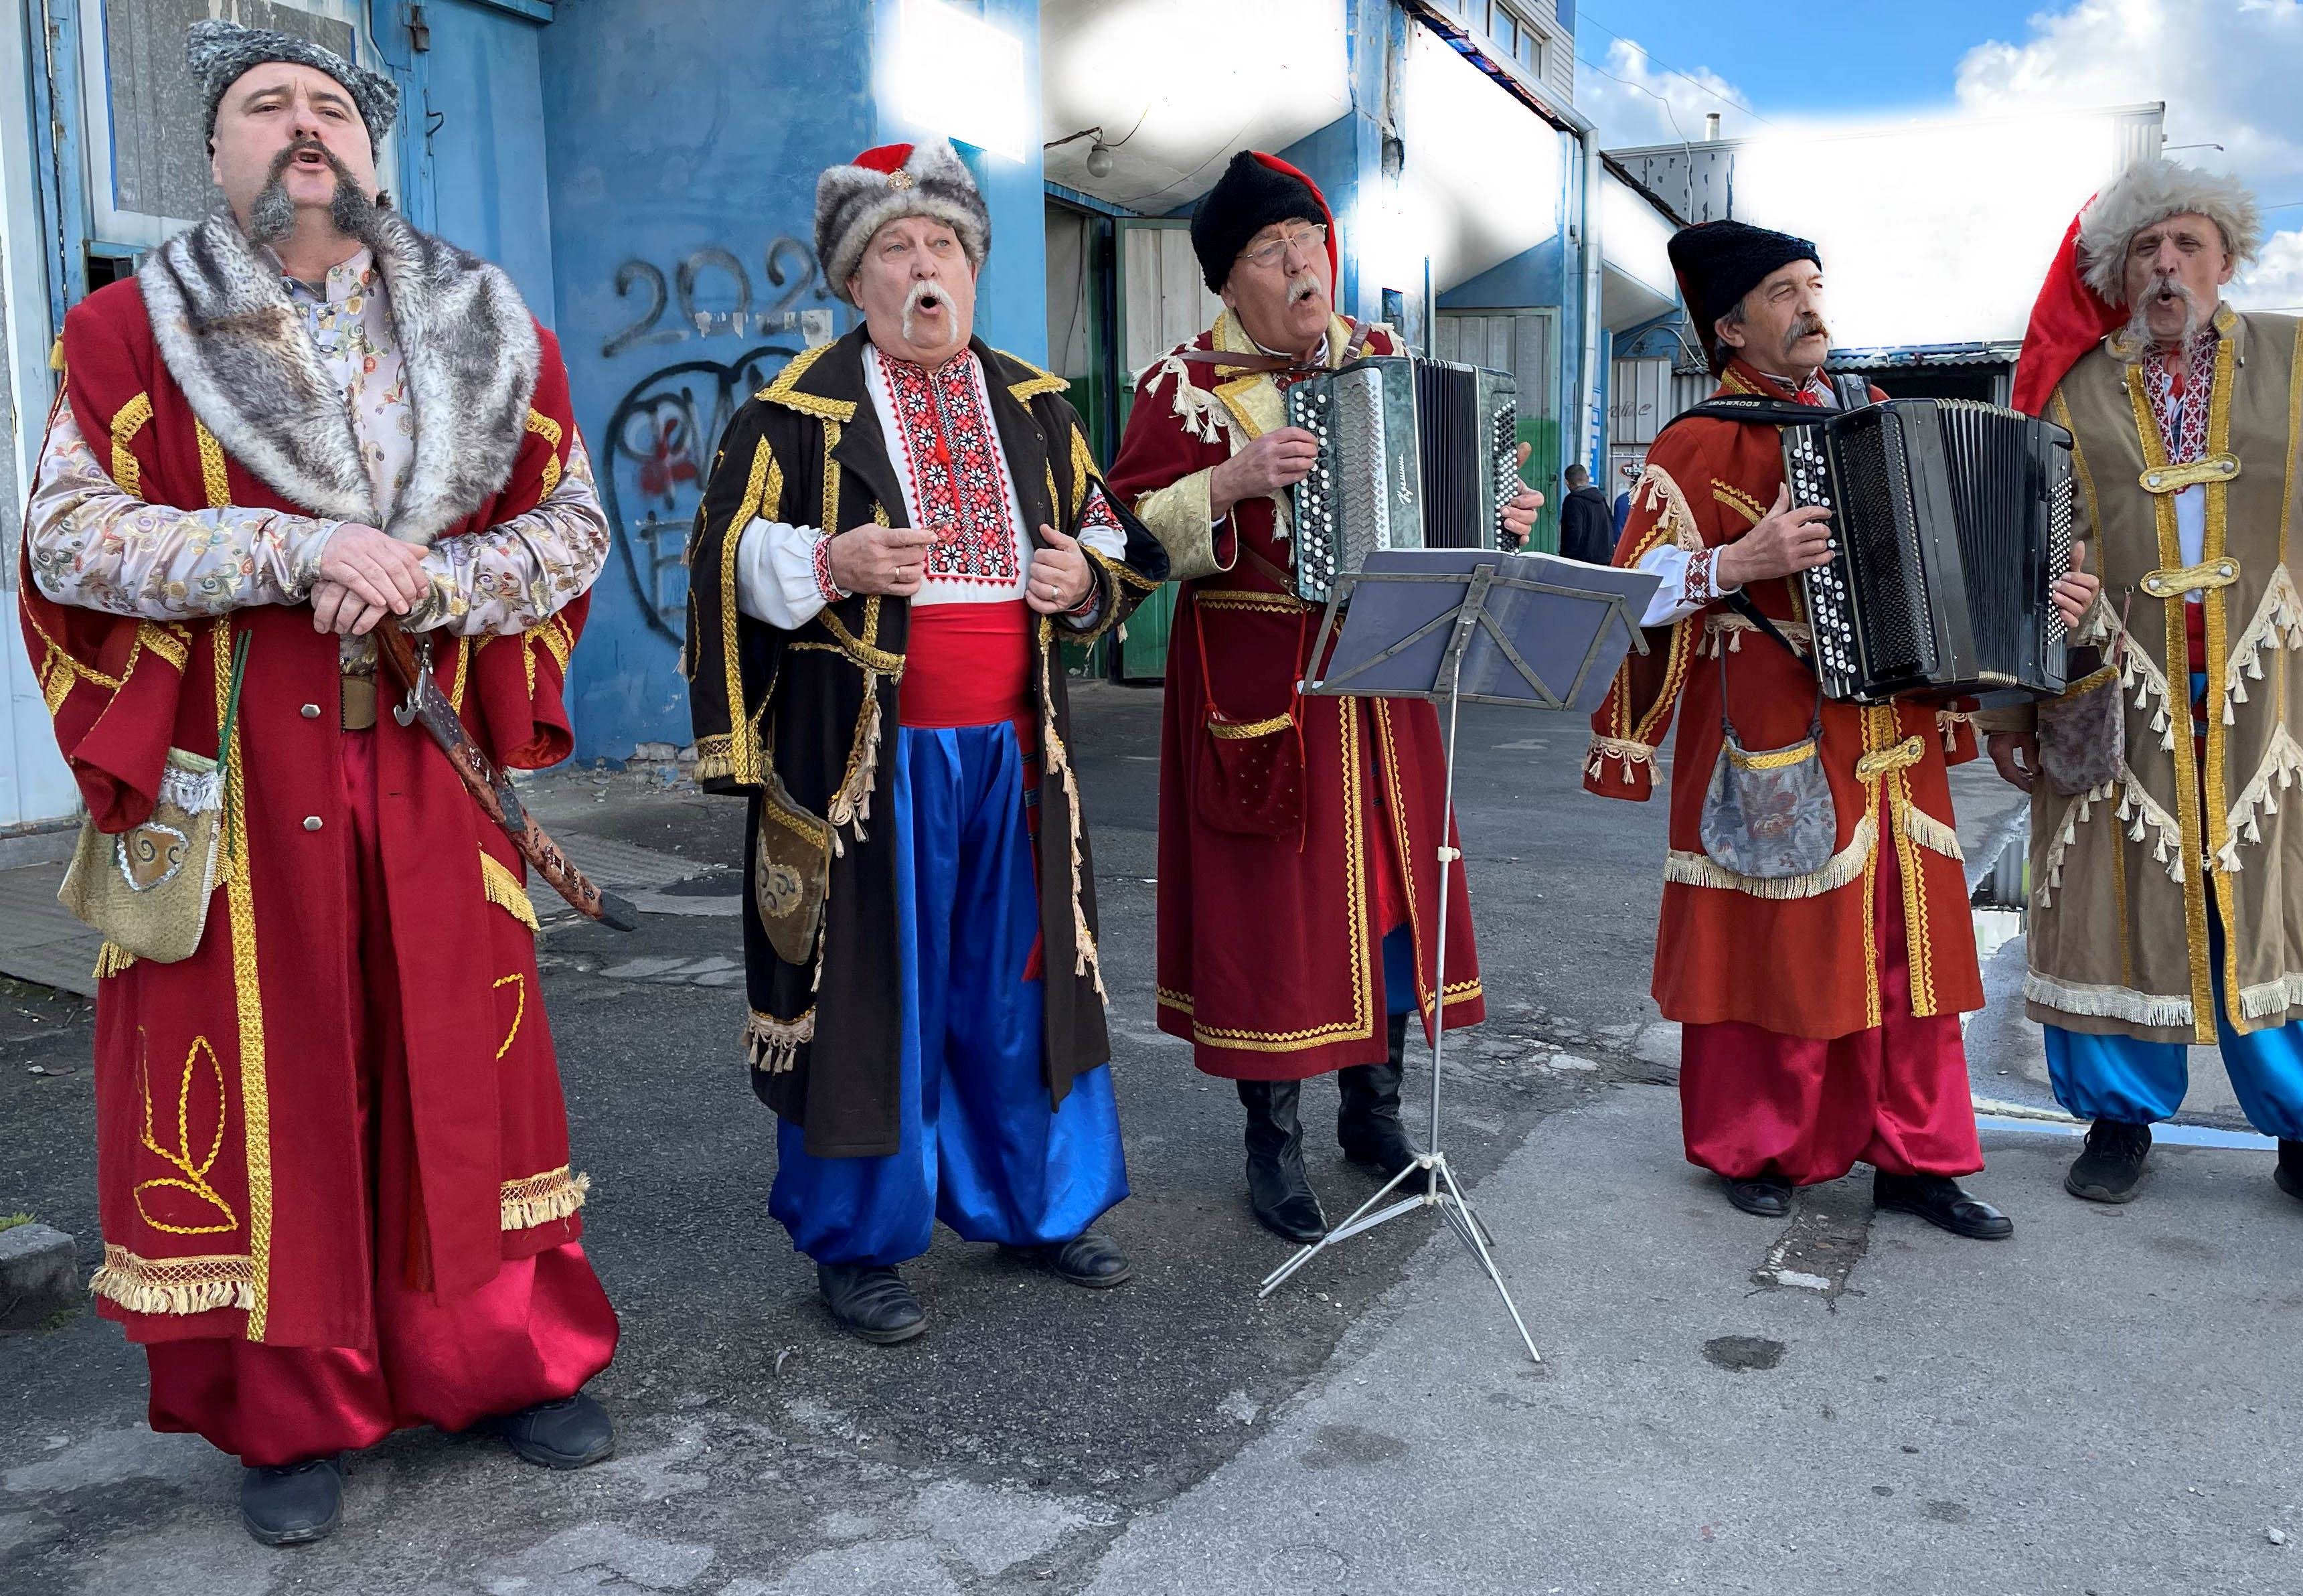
xmin=108 ymin=392 xmax=153 ymax=495
xmin=137 ymin=621 xmax=191 ymax=672
xmin=1711 ymin=479 xmax=1767 ymax=526
xmin=714 ymin=439 xmax=779 ymax=786
xmin=1038 ymin=632 xmax=1107 ymax=999
xmin=755 ymin=341 xmax=858 ymax=420
xmin=194 ymin=418 xmax=228 ymax=507
xmin=526 ymin=410 xmax=565 ymax=497
xmin=499 ymin=1165 xmax=589 ymax=1230
xmin=90 ymin=1244 xmax=254 ymax=1317
xmin=1001 ymin=349 xmax=1069 ymax=403
xmin=744 ymin=1006 xmax=815 ymax=1074
xmin=1071 ymin=426 xmax=1097 ymax=506
xmin=214 ymin=620 xmax=272 ymax=1338
xmin=479 ymin=849 xmax=540 ymax=931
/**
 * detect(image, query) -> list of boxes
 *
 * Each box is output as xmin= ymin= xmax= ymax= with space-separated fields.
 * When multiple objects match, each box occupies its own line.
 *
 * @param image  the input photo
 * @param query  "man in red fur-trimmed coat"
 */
xmin=19 ymin=21 xmax=616 ymax=1545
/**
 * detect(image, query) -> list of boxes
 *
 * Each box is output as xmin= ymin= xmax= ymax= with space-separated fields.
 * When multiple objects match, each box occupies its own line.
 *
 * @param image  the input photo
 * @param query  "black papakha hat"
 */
xmin=1190 ymin=151 xmax=1335 ymax=293
xmin=1668 ymin=220 xmax=1822 ymax=374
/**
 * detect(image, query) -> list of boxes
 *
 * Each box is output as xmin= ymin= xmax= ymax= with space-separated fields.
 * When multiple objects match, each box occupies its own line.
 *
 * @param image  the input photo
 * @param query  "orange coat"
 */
xmin=1585 ymin=361 xmax=1983 ymax=1040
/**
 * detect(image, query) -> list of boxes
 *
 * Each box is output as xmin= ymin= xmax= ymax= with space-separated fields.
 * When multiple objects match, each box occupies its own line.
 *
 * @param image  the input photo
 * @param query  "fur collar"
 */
xmin=139 ymin=208 xmax=541 ymax=546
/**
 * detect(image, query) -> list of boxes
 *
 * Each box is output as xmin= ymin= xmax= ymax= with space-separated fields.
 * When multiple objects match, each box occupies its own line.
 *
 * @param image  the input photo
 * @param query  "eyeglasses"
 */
xmin=1237 ymin=224 xmax=1328 ymax=272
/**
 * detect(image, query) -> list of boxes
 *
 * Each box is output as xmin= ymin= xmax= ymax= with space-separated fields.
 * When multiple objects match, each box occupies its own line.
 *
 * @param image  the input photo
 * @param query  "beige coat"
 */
xmin=2010 ymin=308 xmax=2303 ymax=1044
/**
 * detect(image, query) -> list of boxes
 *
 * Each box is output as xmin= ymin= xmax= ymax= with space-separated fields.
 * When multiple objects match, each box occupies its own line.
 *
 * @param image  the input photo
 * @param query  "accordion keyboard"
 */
xmin=1783 ymin=427 xmax=1861 ymax=698
xmin=1290 ymin=384 xmax=1343 ymax=601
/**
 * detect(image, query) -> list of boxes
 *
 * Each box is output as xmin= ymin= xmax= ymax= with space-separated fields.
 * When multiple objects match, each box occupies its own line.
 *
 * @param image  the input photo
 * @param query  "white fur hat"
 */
xmin=2076 ymin=158 xmax=2263 ymax=305
xmin=814 ymin=141 xmax=989 ymax=305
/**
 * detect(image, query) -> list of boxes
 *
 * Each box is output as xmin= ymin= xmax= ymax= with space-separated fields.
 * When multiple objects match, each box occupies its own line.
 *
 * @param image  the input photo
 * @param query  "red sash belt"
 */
xmin=898 ymin=599 xmax=1033 ymax=730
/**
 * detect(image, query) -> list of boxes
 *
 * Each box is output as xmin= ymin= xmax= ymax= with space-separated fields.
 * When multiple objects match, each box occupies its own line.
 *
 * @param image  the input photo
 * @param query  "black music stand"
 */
xmin=1266 ymin=549 xmax=1661 ymax=1362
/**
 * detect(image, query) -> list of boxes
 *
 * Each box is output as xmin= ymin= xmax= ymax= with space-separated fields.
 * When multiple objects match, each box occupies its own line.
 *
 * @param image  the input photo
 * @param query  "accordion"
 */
xmin=1781 ymin=398 xmax=2075 ymax=704
xmin=1285 ymin=356 xmax=1520 ymax=605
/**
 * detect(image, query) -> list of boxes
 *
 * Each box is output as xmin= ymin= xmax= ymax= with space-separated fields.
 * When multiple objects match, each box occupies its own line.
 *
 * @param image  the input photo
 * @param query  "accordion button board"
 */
xmin=1286 ymin=355 xmax=1519 ymax=606
xmin=1779 ymin=398 xmax=2075 ymax=706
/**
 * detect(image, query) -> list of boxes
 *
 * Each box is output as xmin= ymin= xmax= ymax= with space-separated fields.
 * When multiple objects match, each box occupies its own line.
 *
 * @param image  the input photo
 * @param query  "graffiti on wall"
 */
xmin=596 ymin=238 xmax=846 ymax=645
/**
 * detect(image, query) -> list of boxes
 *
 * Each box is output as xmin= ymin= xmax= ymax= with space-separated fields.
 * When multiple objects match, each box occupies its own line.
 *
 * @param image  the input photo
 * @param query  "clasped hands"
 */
xmin=828 ymin=523 xmax=1094 ymax=615
xmin=311 ymin=523 xmax=433 ymax=635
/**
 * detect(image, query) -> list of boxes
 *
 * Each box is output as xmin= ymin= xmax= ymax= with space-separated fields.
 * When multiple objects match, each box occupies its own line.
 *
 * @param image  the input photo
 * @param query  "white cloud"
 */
xmin=1954 ymin=0 xmax=2303 ymax=309
xmin=1575 ymin=38 xmax=1753 ymax=153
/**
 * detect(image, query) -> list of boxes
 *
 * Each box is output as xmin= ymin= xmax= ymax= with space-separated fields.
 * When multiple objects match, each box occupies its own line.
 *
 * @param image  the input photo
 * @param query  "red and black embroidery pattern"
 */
xmin=2143 ymin=331 xmax=2216 ymax=465
xmin=876 ymin=349 xmax=1020 ymax=584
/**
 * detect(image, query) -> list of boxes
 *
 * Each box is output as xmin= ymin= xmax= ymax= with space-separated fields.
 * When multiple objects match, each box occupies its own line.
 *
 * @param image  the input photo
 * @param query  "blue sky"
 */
xmin=1572 ymin=1 xmax=2048 ymax=126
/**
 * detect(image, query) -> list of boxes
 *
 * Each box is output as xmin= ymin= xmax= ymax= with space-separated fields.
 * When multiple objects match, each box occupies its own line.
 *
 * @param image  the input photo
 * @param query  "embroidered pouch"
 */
xmin=58 ymin=748 xmax=225 ymax=963
xmin=1698 ymin=651 xmax=1836 ymax=880
xmin=2037 ymin=643 xmax=2125 ymax=797
xmin=753 ymin=767 xmax=833 ymax=967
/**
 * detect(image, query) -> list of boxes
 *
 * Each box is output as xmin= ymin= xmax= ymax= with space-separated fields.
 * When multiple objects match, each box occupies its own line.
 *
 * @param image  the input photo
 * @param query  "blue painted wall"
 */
xmin=542 ymin=0 xmax=876 ymax=760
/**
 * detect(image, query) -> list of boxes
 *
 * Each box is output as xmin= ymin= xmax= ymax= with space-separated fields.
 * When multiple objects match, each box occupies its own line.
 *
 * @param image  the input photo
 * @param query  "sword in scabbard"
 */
xmin=374 ymin=627 xmax=641 ymax=933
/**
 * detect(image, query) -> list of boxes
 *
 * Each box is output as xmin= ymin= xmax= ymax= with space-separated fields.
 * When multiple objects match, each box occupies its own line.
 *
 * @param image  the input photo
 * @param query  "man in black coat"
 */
xmin=1558 ymin=463 xmax=1616 ymax=564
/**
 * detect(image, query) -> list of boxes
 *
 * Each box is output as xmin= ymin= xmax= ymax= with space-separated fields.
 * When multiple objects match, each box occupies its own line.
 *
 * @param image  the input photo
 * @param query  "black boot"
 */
xmin=2065 ymin=1120 xmax=2152 ymax=1204
xmin=490 ymin=1393 xmax=615 ymax=1469
xmin=1875 ymin=1172 xmax=2014 ymax=1240
xmin=1240 ymin=1080 xmax=1326 ymax=1243
xmin=1004 ymin=1230 xmax=1135 ymax=1289
xmin=1338 ymin=1014 xmax=1421 ymax=1180
xmin=240 ymin=1457 xmax=342 ymax=1546
xmin=816 ymin=1262 xmax=927 ymax=1344
xmin=2276 ymin=1140 xmax=2303 ymax=1205
xmin=1723 ymin=1174 xmax=1793 ymax=1218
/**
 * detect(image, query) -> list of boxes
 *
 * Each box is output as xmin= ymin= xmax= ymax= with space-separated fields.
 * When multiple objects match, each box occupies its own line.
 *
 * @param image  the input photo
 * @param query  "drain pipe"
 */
xmin=1577 ymin=127 xmax=1603 ymax=479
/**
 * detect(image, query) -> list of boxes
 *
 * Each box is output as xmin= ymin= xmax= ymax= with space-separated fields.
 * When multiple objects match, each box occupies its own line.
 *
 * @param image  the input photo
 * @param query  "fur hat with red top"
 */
xmin=815 ymin=139 xmax=991 ymax=305
xmin=2011 ymin=159 xmax=2265 ymax=416
xmin=1189 ymin=151 xmax=1340 ymax=293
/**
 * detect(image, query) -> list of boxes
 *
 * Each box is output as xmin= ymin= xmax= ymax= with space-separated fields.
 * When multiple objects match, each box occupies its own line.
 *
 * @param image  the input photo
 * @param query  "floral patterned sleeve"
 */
xmin=23 ymin=403 xmax=336 ymax=619
xmin=412 ymin=432 xmax=612 ymax=637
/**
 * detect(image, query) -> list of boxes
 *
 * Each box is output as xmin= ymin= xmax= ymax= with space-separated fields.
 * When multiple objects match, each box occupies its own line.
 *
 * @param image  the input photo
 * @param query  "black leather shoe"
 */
xmin=817 ymin=1262 xmax=927 ymax=1344
xmin=1723 ymin=1175 xmax=1793 ymax=1218
xmin=2066 ymin=1119 xmax=2152 ymax=1204
xmin=2276 ymin=1140 xmax=2303 ymax=1205
xmin=1338 ymin=1015 xmax=1421 ymax=1180
xmin=491 ymin=1393 xmax=615 ymax=1469
xmin=240 ymin=1457 xmax=342 ymax=1546
xmin=1240 ymin=1080 xmax=1326 ymax=1243
xmin=1875 ymin=1172 xmax=2014 ymax=1240
xmin=1006 ymin=1230 xmax=1135 ymax=1289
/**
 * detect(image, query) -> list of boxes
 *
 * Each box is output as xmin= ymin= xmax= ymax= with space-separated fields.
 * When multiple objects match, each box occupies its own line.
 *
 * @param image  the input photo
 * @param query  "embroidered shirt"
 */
xmin=25 ymin=251 xmax=609 ymax=641
xmin=734 ymin=345 xmax=1127 ymax=631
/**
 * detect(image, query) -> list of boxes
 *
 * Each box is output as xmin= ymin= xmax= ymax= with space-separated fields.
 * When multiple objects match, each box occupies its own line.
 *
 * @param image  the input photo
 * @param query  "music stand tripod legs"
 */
xmin=1257 ymin=615 xmax=1543 ymax=1366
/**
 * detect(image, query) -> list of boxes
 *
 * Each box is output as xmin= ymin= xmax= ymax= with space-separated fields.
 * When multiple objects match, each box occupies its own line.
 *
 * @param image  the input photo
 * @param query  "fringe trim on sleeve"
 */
xmin=2238 ymin=971 xmax=2303 ymax=1022
xmin=2023 ymin=971 xmax=2195 ymax=1030
xmin=478 ymin=850 xmax=540 ymax=931
xmin=745 ymin=1006 xmax=815 ymax=1075
xmin=1900 ymin=806 xmax=1965 ymax=861
xmin=94 ymin=941 xmax=138 ymax=979
xmin=2037 ymin=778 xmax=2117 ymax=908
xmin=499 ymin=1166 xmax=590 ymax=1230
xmin=1662 ymin=813 xmax=1876 ymax=900
xmin=2114 ymin=767 xmax=2189 ymax=884
xmin=1585 ymin=735 xmax=1657 ymax=784
xmin=89 ymin=1243 xmax=254 ymax=1317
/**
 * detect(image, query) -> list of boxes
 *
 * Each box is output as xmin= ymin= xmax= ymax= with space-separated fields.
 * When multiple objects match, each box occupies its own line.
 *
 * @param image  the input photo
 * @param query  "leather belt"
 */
xmin=341 ymin=671 xmax=378 ymax=731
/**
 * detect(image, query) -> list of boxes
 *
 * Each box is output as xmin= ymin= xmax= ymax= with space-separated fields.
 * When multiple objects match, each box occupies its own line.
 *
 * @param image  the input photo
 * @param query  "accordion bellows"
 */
xmin=1286 ymin=356 xmax=1520 ymax=604
xmin=1784 ymin=399 xmax=2075 ymax=704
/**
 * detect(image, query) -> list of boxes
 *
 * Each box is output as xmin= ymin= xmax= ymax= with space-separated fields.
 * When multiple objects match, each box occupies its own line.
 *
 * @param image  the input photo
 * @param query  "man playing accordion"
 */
xmin=1586 ymin=221 xmax=2097 ymax=1236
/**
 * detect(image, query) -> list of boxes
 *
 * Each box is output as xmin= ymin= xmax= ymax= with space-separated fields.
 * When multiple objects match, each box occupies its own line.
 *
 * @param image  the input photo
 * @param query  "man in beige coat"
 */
xmin=1989 ymin=159 xmax=2303 ymax=1208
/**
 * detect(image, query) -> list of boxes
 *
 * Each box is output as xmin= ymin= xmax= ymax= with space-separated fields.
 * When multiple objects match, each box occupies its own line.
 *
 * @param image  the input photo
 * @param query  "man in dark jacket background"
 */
xmin=1558 ymin=463 xmax=1616 ymax=564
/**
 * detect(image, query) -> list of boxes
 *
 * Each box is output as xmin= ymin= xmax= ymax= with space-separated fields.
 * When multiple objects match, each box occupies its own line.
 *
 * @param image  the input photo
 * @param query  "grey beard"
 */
xmin=2119 ymin=278 xmax=2201 ymax=363
xmin=244 ymin=143 xmax=380 ymax=246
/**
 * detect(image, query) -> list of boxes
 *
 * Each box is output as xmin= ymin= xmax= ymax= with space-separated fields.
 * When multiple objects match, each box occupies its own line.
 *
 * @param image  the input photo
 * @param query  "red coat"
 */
xmin=1108 ymin=317 xmax=1483 ymax=1081
xmin=24 ymin=278 xmax=590 ymax=1349
xmin=1583 ymin=360 xmax=1982 ymax=1039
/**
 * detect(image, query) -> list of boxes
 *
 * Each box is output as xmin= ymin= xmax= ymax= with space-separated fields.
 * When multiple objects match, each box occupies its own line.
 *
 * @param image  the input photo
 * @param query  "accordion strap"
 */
xmin=1172 ymin=317 xmax=1374 ymax=380
xmin=1722 ymin=588 xmax=1816 ymax=677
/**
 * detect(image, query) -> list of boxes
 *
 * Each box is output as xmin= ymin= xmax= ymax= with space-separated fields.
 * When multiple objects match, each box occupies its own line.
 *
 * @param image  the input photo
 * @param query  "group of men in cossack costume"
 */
xmin=32 ymin=19 xmax=2300 ymax=1561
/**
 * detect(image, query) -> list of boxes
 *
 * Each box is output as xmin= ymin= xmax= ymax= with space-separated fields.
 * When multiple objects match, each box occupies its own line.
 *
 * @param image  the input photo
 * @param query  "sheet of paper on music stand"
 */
xmin=1310 ymin=550 xmax=1661 ymax=712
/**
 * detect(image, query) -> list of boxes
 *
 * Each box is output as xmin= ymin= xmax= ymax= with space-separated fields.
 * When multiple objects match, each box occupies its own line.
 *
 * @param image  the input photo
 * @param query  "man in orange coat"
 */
xmin=21 ymin=22 xmax=615 ymax=1544
xmin=1587 ymin=221 xmax=2095 ymax=1236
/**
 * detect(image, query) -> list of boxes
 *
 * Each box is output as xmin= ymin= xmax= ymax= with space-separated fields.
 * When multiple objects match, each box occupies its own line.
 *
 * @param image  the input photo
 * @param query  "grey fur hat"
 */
xmin=2077 ymin=158 xmax=2263 ymax=305
xmin=187 ymin=18 xmax=398 ymax=153
xmin=815 ymin=141 xmax=989 ymax=305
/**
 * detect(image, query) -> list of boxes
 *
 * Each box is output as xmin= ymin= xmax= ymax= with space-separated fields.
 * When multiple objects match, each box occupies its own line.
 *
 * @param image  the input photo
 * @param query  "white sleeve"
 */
xmin=1636 ymin=544 xmax=1737 ymax=628
xmin=735 ymin=519 xmax=840 ymax=631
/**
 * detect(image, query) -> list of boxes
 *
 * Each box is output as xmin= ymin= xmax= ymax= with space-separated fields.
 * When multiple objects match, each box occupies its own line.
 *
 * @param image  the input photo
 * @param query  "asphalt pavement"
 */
xmin=1 ymin=683 xmax=2296 ymax=1595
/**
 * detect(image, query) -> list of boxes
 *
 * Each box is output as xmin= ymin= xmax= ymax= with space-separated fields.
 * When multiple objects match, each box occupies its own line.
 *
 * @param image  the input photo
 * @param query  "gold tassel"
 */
xmin=93 ymin=941 xmax=138 ymax=979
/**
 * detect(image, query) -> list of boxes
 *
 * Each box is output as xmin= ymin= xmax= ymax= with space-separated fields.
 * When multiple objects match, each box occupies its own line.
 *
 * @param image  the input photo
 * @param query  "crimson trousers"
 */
xmin=1677 ymin=841 xmax=1984 ymax=1187
xmin=143 ymin=729 xmax=617 ymax=1466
